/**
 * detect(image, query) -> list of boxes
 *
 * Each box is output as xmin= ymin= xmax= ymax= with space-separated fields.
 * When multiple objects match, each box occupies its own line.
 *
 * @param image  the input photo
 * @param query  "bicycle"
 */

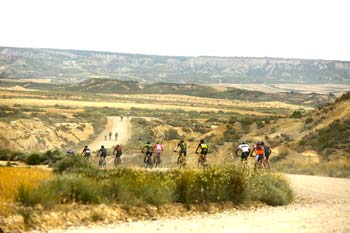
xmin=144 ymin=154 xmax=154 ymax=169
xmin=236 ymin=150 xmax=250 ymax=176
xmin=254 ymin=155 xmax=264 ymax=175
xmin=154 ymin=153 xmax=162 ymax=168
xmin=99 ymin=156 xmax=107 ymax=169
xmin=240 ymin=159 xmax=250 ymax=176
xmin=114 ymin=156 xmax=122 ymax=167
xmin=176 ymin=151 xmax=186 ymax=168
xmin=197 ymin=153 xmax=208 ymax=168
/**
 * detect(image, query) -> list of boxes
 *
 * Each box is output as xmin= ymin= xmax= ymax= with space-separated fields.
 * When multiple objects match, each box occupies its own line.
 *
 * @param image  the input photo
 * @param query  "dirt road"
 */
xmin=89 ymin=116 xmax=131 ymax=152
xmin=49 ymin=174 xmax=350 ymax=233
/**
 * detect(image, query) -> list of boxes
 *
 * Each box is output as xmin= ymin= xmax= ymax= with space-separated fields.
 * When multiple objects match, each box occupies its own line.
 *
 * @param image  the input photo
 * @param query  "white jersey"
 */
xmin=237 ymin=144 xmax=250 ymax=153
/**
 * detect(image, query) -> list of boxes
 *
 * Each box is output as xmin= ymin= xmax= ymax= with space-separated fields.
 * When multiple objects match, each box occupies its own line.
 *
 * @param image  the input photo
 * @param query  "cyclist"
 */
xmin=253 ymin=141 xmax=265 ymax=169
xmin=195 ymin=139 xmax=208 ymax=163
xmin=141 ymin=141 xmax=153 ymax=163
xmin=263 ymin=143 xmax=272 ymax=170
xmin=121 ymin=115 xmax=124 ymax=122
xmin=236 ymin=142 xmax=251 ymax=161
xmin=66 ymin=149 xmax=74 ymax=156
xmin=113 ymin=144 xmax=123 ymax=165
xmin=81 ymin=145 xmax=91 ymax=159
xmin=174 ymin=139 xmax=187 ymax=165
xmin=109 ymin=131 xmax=112 ymax=140
xmin=115 ymin=132 xmax=118 ymax=141
xmin=97 ymin=145 xmax=107 ymax=168
xmin=153 ymin=142 xmax=163 ymax=165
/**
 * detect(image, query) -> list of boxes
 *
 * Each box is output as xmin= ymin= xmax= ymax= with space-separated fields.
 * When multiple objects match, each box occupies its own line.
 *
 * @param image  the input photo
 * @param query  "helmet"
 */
xmin=101 ymin=145 xmax=104 ymax=148
xmin=241 ymin=142 xmax=245 ymax=145
xmin=84 ymin=145 xmax=88 ymax=148
xmin=180 ymin=139 xmax=184 ymax=143
xmin=200 ymin=139 xmax=204 ymax=143
xmin=147 ymin=141 xmax=151 ymax=144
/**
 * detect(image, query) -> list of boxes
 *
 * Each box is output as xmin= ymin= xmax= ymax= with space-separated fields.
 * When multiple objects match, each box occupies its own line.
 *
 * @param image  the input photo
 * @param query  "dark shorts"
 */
xmin=179 ymin=150 xmax=187 ymax=156
xmin=264 ymin=154 xmax=270 ymax=160
xmin=241 ymin=151 xmax=249 ymax=160
xmin=145 ymin=151 xmax=152 ymax=157
xmin=201 ymin=149 xmax=208 ymax=156
xmin=116 ymin=151 xmax=122 ymax=157
xmin=256 ymin=154 xmax=264 ymax=162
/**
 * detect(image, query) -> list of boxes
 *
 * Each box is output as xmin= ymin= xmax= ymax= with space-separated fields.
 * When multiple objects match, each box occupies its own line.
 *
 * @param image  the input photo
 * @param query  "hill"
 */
xmin=0 ymin=78 xmax=335 ymax=107
xmin=1 ymin=46 xmax=350 ymax=84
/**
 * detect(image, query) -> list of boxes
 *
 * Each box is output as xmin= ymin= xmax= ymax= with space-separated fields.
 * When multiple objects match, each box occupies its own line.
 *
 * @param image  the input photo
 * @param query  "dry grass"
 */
xmin=0 ymin=97 xmax=272 ymax=115
xmin=0 ymin=167 xmax=52 ymax=215
xmin=207 ymin=83 xmax=350 ymax=95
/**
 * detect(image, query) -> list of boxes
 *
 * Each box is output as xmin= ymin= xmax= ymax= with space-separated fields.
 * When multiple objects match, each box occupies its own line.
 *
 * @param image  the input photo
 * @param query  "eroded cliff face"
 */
xmin=0 ymin=119 xmax=93 ymax=152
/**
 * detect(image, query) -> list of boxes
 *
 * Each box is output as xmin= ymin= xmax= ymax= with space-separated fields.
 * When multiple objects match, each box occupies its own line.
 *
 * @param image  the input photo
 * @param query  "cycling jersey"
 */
xmin=153 ymin=144 xmax=164 ymax=153
xmin=178 ymin=142 xmax=187 ymax=152
xmin=255 ymin=145 xmax=265 ymax=155
xmin=237 ymin=144 xmax=250 ymax=153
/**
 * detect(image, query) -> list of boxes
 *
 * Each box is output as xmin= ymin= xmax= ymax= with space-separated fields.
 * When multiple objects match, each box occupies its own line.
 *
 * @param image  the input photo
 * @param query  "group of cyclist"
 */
xmin=236 ymin=141 xmax=272 ymax=171
xmin=75 ymin=138 xmax=271 ymax=171
xmin=141 ymin=139 xmax=209 ymax=167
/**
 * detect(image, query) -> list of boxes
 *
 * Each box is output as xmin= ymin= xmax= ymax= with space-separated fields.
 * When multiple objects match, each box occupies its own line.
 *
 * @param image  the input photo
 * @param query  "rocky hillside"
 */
xmin=244 ymin=92 xmax=350 ymax=160
xmin=1 ymin=46 xmax=350 ymax=84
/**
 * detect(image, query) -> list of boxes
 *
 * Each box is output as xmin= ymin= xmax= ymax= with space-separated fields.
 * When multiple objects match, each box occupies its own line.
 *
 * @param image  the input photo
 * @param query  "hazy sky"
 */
xmin=1 ymin=0 xmax=349 ymax=60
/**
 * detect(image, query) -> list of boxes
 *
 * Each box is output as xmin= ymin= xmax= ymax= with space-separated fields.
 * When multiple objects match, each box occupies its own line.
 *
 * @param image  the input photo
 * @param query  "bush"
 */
xmin=248 ymin=174 xmax=293 ymax=206
xmin=26 ymin=153 xmax=44 ymax=165
xmin=175 ymin=166 xmax=246 ymax=204
xmin=291 ymin=111 xmax=302 ymax=118
xmin=16 ymin=167 xmax=293 ymax=210
xmin=0 ymin=149 xmax=26 ymax=161
xmin=53 ymin=155 xmax=92 ymax=173
xmin=164 ymin=129 xmax=181 ymax=140
xmin=18 ymin=175 xmax=101 ymax=207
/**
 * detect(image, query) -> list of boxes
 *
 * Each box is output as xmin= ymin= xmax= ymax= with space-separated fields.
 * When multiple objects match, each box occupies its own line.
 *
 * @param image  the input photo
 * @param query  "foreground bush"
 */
xmin=16 ymin=167 xmax=293 ymax=209
xmin=248 ymin=173 xmax=294 ymax=206
xmin=18 ymin=175 xmax=101 ymax=208
xmin=176 ymin=166 xmax=246 ymax=204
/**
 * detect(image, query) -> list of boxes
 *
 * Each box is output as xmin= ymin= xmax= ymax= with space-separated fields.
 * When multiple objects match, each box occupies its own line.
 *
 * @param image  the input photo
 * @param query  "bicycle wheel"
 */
xmin=102 ymin=158 xmax=106 ymax=169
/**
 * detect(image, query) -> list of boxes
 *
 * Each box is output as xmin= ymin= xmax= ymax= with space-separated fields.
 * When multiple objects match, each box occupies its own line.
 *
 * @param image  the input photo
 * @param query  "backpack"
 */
xmin=264 ymin=146 xmax=271 ymax=156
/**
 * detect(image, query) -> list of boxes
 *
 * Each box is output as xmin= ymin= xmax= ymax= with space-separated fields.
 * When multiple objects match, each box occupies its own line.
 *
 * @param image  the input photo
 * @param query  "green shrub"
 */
xmin=17 ymin=167 xmax=293 ymax=210
xmin=18 ymin=175 xmax=101 ymax=207
xmin=26 ymin=153 xmax=44 ymax=165
xmin=164 ymin=129 xmax=181 ymax=140
xmin=0 ymin=149 xmax=26 ymax=161
xmin=53 ymin=155 xmax=92 ymax=173
xmin=175 ymin=166 xmax=246 ymax=204
xmin=291 ymin=111 xmax=302 ymax=118
xmin=248 ymin=174 xmax=293 ymax=206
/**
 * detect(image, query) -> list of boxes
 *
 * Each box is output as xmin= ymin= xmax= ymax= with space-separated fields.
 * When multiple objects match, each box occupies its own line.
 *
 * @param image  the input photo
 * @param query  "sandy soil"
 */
xmin=89 ymin=116 xmax=132 ymax=152
xmin=47 ymin=174 xmax=350 ymax=233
